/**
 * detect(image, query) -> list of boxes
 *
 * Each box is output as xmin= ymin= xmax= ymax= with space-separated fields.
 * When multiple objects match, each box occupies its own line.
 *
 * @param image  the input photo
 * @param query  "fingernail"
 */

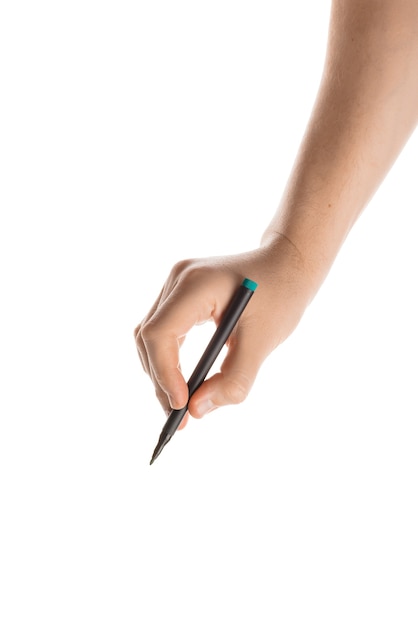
xmin=196 ymin=398 xmax=216 ymax=418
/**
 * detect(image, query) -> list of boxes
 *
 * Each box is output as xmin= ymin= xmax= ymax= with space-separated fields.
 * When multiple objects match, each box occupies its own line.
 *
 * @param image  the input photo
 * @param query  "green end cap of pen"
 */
xmin=242 ymin=278 xmax=258 ymax=291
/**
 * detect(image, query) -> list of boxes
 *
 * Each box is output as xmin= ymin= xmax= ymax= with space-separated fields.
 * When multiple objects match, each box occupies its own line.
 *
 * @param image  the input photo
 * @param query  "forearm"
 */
xmin=262 ymin=0 xmax=418 ymax=291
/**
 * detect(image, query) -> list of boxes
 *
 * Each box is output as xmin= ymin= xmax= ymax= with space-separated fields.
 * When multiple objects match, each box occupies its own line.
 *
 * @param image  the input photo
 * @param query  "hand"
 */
xmin=134 ymin=236 xmax=315 ymax=427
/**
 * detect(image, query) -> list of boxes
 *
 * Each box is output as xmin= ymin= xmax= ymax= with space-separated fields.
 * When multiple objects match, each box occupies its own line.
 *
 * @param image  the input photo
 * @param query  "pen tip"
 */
xmin=149 ymin=433 xmax=171 ymax=466
xmin=149 ymin=449 xmax=159 ymax=465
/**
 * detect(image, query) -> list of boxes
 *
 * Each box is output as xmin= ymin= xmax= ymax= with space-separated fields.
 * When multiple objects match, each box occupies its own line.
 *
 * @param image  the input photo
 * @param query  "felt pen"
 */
xmin=149 ymin=277 xmax=258 ymax=465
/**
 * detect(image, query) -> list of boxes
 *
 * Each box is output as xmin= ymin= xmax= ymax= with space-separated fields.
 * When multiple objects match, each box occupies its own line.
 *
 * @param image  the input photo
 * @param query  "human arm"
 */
xmin=135 ymin=0 xmax=418 ymax=426
xmin=261 ymin=0 xmax=418 ymax=282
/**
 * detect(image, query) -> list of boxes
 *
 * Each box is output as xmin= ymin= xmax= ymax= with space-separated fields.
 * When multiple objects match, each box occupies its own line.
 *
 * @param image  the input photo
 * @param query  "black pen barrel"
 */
xmin=187 ymin=283 xmax=254 ymax=396
xmin=163 ymin=283 xmax=254 ymax=437
xmin=161 ymin=406 xmax=188 ymax=438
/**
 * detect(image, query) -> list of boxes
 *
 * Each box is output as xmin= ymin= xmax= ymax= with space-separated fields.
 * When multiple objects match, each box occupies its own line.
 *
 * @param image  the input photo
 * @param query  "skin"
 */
xmin=135 ymin=0 xmax=418 ymax=428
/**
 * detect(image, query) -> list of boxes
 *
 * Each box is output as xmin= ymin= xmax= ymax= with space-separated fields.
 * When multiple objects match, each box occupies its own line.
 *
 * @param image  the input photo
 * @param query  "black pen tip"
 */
xmin=149 ymin=447 xmax=161 ymax=465
xmin=149 ymin=433 xmax=171 ymax=466
xmin=149 ymin=448 xmax=160 ymax=466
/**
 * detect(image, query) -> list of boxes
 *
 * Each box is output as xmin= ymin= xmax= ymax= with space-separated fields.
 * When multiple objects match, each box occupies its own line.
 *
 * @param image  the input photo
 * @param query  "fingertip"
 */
xmin=188 ymin=395 xmax=217 ymax=419
xmin=168 ymin=385 xmax=189 ymax=411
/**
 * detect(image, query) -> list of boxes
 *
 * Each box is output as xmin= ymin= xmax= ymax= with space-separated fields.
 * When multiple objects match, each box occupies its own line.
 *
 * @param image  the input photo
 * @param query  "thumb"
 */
xmin=187 ymin=330 xmax=262 ymax=418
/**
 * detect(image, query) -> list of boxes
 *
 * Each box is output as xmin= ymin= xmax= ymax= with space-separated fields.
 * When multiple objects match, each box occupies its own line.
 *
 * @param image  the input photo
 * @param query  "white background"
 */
xmin=1 ymin=1 xmax=417 ymax=624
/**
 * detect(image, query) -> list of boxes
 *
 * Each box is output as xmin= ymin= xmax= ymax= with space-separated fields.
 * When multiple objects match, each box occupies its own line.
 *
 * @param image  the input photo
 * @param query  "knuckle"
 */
xmin=140 ymin=318 xmax=159 ymax=343
xmin=222 ymin=375 xmax=250 ymax=405
xmin=171 ymin=259 xmax=218 ymax=290
xmin=169 ymin=258 xmax=201 ymax=287
xmin=171 ymin=258 xmax=195 ymax=277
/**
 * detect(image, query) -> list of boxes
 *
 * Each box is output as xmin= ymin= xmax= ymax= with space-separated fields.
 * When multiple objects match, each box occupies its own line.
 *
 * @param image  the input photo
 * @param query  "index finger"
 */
xmin=140 ymin=281 xmax=216 ymax=410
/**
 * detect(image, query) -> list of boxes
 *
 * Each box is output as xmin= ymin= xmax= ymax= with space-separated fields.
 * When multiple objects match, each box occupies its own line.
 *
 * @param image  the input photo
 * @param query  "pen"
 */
xmin=149 ymin=277 xmax=258 ymax=465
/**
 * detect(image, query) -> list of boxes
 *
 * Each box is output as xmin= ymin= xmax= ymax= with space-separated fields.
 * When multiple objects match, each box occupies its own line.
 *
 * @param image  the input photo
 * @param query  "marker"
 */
xmin=149 ymin=278 xmax=258 ymax=465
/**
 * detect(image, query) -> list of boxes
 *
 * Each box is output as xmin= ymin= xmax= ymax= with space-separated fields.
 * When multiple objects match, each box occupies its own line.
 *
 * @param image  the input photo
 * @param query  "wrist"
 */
xmin=260 ymin=227 xmax=328 ymax=301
